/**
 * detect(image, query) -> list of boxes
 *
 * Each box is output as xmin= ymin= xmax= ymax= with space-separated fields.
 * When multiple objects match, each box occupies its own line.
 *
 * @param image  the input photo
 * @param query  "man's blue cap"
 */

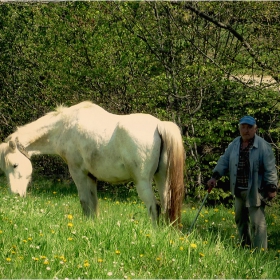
xmin=239 ymin=116 xmax=256 ymax=126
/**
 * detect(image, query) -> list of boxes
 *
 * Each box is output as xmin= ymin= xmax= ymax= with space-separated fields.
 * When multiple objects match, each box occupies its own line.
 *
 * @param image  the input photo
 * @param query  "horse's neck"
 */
xmin=12 ymin=113 xmax=61 ymax=155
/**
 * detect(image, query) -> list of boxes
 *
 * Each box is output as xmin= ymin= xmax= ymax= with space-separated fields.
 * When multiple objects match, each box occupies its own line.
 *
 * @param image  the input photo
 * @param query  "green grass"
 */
xmin=0 ymin=176 xmax=280 ymax=279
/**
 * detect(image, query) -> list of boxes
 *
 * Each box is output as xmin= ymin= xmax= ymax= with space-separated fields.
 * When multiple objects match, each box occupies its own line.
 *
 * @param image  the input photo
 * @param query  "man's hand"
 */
xmin=267 ymin=191 xmax=277 ymax=200
xmin=207 ymin=178 xmax=217 ymax=189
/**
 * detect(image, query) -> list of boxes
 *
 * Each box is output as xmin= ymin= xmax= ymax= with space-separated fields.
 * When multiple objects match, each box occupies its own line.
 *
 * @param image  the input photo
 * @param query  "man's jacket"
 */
xmin=213 ymin=135 xmax=278 ymax=207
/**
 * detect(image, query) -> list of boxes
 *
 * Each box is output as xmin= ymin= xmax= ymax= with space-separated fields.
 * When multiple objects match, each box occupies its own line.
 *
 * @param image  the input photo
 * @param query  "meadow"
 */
xmin=0 ymin=176 xmax=280 ymax=279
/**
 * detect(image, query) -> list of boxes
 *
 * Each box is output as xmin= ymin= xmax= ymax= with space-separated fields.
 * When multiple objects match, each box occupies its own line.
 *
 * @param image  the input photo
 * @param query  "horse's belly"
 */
xmin=90 ymin=162 xmax=132 ymax=184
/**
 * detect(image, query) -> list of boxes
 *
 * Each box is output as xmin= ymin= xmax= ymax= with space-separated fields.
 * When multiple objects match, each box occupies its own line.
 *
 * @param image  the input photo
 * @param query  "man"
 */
xmin=207 ymin=116 xmax=278 ymax=249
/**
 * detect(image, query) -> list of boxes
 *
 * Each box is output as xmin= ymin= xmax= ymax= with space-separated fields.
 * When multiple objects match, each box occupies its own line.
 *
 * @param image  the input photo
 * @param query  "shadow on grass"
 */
xmin=27 ymin=175 xmax=141 ymax=202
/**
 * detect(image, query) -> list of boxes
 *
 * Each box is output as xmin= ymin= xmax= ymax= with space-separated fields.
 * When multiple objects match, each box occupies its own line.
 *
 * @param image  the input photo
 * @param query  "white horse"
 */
xmin=6 ymin=101 xmax=185 ymax=225
xmin=0 ymin=141 xmax=32 ymax=196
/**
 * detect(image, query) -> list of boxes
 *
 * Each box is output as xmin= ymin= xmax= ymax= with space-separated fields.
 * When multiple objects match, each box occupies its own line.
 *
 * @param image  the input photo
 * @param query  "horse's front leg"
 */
xmin=69 ymin=167 xmax=98 ymax=218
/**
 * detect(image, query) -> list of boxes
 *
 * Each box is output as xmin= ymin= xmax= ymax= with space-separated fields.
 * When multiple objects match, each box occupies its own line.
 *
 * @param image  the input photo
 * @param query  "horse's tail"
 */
xmin=157 ymin=121 xmax=185 ymax=225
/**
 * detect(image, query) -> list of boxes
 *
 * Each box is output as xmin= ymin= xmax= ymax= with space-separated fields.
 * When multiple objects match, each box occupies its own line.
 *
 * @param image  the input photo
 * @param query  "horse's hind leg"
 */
xmin=135 ymin=180 xmax=159 ymax=225
xmin=154 ymin=169 xmax=169 ymax=223
xmin=69 ymin=167 xmax=98 ymax=218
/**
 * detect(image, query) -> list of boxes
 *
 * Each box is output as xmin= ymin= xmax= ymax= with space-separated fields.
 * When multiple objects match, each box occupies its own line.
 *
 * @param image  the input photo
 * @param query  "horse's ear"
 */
xmin=15 ymin=138 xmax=31 ymax=159
xmin=8 ymin=140 xmax=17 ymax=152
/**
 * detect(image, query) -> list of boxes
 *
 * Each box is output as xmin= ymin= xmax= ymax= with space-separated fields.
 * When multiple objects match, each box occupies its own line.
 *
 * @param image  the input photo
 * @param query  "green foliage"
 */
xmin=0 ymin=2 xmax=279 ymax=201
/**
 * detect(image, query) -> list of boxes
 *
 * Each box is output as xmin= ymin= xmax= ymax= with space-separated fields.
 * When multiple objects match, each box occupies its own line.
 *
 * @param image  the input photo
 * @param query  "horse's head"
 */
xmin=0 ymin=140 xmax=32 ymax=197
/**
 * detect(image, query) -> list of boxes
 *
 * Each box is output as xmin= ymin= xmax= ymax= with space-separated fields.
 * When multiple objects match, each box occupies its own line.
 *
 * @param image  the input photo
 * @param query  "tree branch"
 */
xmin=183 ymin=3 xmax=279 ymax=83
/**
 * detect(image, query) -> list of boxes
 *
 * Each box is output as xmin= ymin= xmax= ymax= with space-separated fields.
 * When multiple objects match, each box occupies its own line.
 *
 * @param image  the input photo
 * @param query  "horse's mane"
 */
xmin=6 ymin=101 xmax=97 ymax=146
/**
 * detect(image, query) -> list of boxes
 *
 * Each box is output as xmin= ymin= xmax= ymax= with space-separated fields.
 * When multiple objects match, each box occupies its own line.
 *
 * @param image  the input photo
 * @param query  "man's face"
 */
xmin=239 ymin=123 xmax=257 ymax=141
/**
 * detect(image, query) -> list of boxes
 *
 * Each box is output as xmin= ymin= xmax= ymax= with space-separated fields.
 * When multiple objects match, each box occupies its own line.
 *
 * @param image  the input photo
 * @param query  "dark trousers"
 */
xmin=235 ymin=191 xmax=267 ymax=249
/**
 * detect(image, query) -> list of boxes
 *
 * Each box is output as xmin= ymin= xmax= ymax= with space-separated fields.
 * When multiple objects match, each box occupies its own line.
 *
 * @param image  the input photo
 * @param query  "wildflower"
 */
xmin=169 ymin=240 xmax=174 ymax=244
xmin=140 ymin=254 xmax=144 ymax=257
xmin=43 ymin=260 xmax=49 ymax=265
xmin=190 ymin=243 xmax=197 ymax=249
xmin=32 ymin=257 xmax=39 ymax=261
xmin=23 ymin=240 xmax=27 ymax=243
xmin=230 ymin=235 xmax=235 ymax=238
xmin=84 ymin=260 xmax=90 ymax=267
xmin=115 ymin=250 xmax=121 ymax=255
xmin=107 ymin=272 xmax=113 ymax=276
xmin=28 ymin=237 xmax=32 ymax=241
xmin=156 ymin=257 xmax=161 ymax=261
xmin=67 ymin=214 xmax=73 ymax=220
xmin=179 ymin=237 xmax=185 ymax=241
xmin=146 ymin=234 xmax=150 ymax=238
xmin=67 ymin=237 xmax=73 ymax=241
xmin=53 ymin=192 xmax=57 ymax=194
xmin=205 ymin=220 xmax=208 ymax=223
xmin=214 ymin=208 xmax=219 ymax=212
xmin=179 ymin=246 xmax=184 ymax=251
xmin=0 ymin=230 xmax=3 ymax=234
xmin=97 ymin=258 xmax=103 ymax=263
xmin=6 ymin=257 xmax=12 ymax=262
xmin=67 ymin=223 xmax=73 ymax=228
xmin=46 ymin=266 xmax=51 ymax=271
xmin=199 ymin=252 xmax=205 ymax=257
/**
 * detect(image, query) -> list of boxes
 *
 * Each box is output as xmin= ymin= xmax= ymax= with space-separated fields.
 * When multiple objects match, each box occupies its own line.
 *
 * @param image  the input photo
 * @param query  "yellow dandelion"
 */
xmin=146 ymin=234 xmax=150 ymax=238
xmin=6 ymin=257 xmax=12 ymax=262
xmin=53 ymin=191 xmax=57 ymax=194
xmin=0 ymin=230 xmax=3 ymax=234
xmin=169 ymin=240 xmax=174 ymax=244
xmin=179 ymin=237 xmax=185 ymax=241
xmin=199 ymin=252 xmax=205 ymax=257
xmin=67 ymin=214 xmax=73 ymax=220
xmin=32 ymin=257 xmax=39 ymax=261
xmin=205 ymin=219 xmax=208 ymax=223
xmin=230 ymin=235 xmax=235 ymax=238
xmin=28 ymin=237 xmax=32 ymax=241
xmin=67 ymin=223 xmax=73 ymax=228
xmin=191 ymin=207 xmax=195 ymax=210
xmin=140 ymin=254 xmax=144 ymax=257
xmin=156 ymin=257 xmax=161 ymax=261
xmin=97 ymin=258 xmax=103 ymax=263
xmin=190 ymin=243 xmax=197 ymax=249
xmin=23 ymin=240 xmax=27 ymax=243
xmin=43 ymin=260 xmax=49 ymax=265
xmin=84 ymin=260 xmax=90 ymax=267
xmin=115 ymin=250 xmax=121 ymax=255
xmin=67 ymin=237 xmax=73 ymax=241
xmin=179 ymin=246 xmax=184 ymax=251
xmin=214 ymin=208 xmax=219 ymax=212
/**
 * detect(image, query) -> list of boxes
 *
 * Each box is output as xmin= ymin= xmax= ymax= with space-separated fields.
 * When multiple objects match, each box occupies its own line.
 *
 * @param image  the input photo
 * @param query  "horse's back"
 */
xmin=59 ymin=105 xmax=162 ymax=183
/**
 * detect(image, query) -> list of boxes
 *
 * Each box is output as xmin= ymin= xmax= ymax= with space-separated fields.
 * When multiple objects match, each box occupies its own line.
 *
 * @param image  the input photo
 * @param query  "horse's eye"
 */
xmin=13 ymin=164 xmax=18 ymax=168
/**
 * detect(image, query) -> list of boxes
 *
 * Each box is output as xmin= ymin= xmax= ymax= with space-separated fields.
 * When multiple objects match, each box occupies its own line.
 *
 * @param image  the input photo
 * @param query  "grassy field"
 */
xmin=0 ymin=176 xmax=280 ymax=279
